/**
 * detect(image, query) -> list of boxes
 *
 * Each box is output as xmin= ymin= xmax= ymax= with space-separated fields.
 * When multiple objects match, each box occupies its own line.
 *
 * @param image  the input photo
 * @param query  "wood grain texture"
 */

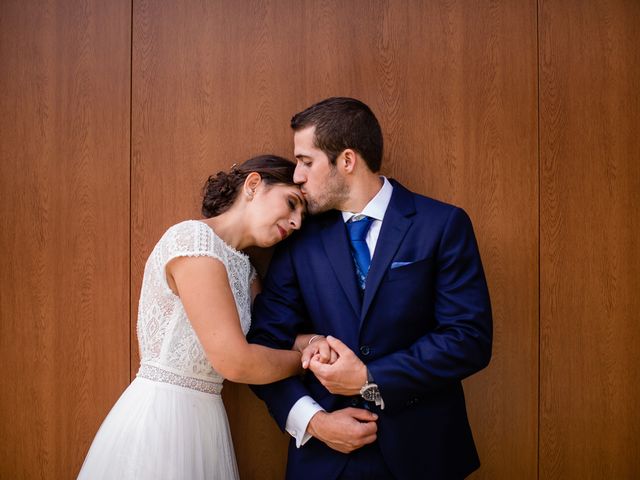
xmin=132 ymin=1 xmax=537 ymax=478
xmin=0 ymin=0 xmax=131 ymax=478
xmin=5 ymin=0 xmax=639 ymax=477
xmin=539 ymin=0 xmax=640 ymax=478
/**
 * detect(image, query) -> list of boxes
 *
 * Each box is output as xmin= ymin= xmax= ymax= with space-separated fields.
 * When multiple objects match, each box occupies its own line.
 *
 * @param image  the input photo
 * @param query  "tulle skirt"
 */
xmin=77 ymin=377 xmax=239 ymax=480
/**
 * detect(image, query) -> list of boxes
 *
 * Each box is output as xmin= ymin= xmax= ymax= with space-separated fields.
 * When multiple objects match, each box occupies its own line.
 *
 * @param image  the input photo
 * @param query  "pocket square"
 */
xmin=391 ymin=261 xmax=413 ymax=269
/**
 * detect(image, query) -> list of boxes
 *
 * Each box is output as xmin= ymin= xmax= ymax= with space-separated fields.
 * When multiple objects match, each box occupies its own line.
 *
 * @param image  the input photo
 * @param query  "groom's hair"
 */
xmin=291 ymin=97 xmax=383 ymax=173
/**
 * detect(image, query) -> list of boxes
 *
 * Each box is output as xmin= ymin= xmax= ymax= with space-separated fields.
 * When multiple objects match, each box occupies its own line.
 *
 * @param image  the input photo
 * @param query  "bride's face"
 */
xmin=245 ymin=182 xmax=305 ymax=247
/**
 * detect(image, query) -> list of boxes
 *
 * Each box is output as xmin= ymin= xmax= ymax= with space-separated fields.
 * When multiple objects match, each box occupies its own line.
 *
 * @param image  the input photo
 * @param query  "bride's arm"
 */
xmin=167 ymin=255 xmax=302 ymax=384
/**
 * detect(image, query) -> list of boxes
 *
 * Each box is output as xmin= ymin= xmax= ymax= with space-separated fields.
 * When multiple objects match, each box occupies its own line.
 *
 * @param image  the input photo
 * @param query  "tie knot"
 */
xmin=346 ymin=215 xmax=373 ymax=241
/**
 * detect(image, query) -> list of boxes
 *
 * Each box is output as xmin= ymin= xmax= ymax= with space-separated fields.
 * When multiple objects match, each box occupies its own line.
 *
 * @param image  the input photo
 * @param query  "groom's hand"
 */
xmin=309 ymin=336 xmax=367 ymax=396
xmin=307 ymin=408 xmax=378 ymax=454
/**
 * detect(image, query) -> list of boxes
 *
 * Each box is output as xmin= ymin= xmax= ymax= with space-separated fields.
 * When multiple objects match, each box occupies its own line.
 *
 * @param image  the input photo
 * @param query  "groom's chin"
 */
xmin=306 ymin=202 xmax=327 ymax=215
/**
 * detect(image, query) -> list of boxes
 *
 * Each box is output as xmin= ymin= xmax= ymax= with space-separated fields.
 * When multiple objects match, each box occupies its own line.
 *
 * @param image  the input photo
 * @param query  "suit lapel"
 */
xmin=361 ymin=181 xmax=415 ymax=322
xmin=320 ymin=211 xmax=362 ymax=318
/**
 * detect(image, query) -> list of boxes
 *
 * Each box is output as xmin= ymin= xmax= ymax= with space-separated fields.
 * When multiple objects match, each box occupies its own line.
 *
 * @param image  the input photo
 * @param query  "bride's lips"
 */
xmin=277 ymin=225 xmax=287 ymax=240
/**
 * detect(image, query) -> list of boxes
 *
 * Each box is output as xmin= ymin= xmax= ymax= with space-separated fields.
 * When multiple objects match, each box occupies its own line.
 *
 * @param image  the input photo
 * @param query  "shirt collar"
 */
xmin=342 ymin=177 xmax=393 ymax=223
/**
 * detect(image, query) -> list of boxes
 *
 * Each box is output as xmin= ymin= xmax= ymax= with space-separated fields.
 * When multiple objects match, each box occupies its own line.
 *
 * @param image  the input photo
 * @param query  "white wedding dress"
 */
xmin=78 ymin=220 xmax=255 ymax=480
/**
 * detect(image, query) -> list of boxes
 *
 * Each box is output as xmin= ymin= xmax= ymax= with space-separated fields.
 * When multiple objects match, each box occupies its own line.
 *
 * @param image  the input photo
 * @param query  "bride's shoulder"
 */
xmin=161 ymin=219 xmax=210 ymax=237
xmin=155 ymin=220 xmax=214 ymax=251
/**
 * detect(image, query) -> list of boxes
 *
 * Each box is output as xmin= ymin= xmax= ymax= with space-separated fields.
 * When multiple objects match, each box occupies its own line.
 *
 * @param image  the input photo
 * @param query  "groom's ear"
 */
xmin=341 ymin=149 xmax=357 ymax=174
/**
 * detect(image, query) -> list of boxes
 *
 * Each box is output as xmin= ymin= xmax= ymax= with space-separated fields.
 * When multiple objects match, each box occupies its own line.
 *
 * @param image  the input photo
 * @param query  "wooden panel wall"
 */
xmin=0 ymin=0 xmax=131 ymax=478
xmin=131 ymin=1 xmax=537 ymax=478
xmin=2 ymin=0 xmax=639 ymax=478
xmin=539 ymin=0 xmax=640 ymax=478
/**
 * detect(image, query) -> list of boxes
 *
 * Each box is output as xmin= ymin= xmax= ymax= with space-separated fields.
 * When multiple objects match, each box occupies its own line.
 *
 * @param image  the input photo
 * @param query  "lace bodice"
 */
xmin=136 ymin=220 xmax=255 ymax=392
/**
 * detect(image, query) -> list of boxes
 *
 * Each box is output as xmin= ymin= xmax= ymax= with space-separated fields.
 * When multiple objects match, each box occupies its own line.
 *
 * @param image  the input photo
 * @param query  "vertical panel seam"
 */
xmin=536 ymin=0 xmax=541 ymax=479
xmin=129 ymin=0 xmax=133 ymax=382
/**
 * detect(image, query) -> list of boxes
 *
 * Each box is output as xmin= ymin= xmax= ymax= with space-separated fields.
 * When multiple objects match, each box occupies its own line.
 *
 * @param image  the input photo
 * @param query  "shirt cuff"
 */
xmin=285 ymin=395 xmax=324 ymax=448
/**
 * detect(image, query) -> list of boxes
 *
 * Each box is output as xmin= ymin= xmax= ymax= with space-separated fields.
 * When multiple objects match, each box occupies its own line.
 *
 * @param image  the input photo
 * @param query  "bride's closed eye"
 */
xmin=288 ymin=194 xmax=306 ymax=218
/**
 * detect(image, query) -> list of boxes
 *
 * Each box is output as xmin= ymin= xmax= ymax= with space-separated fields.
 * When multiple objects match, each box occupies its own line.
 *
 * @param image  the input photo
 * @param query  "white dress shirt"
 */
xmin=285 ymin=177 xmax=393 ymax=447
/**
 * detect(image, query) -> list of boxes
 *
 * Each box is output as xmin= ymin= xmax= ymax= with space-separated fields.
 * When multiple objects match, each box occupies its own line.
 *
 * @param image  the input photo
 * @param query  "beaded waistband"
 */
xmin=137 ymin=363 xmax=222 ymax=395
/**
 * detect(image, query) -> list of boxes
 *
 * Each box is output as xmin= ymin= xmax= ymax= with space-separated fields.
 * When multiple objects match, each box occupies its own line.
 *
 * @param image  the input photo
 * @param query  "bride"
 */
xmin=78 ymin=155 xmax=323 ymax=479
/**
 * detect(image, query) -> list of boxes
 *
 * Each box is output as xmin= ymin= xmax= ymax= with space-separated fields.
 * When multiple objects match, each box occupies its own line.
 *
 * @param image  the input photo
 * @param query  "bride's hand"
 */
xmin=298 ymin=335 xmax=339 ymax=369
xmin=294 ymin=334 xmax=320 ymax=353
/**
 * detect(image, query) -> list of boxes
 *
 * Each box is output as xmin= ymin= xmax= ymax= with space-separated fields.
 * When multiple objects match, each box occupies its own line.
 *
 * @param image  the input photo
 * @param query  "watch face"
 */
xmin=361 ymin=384 xmax=379 ymax=401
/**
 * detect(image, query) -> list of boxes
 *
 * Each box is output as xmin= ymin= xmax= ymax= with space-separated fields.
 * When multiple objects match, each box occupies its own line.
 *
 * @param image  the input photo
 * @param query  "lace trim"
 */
xmin=137 ymin=363 xmax=222 ymax=395
xmin=192 ymin=220 xmax=250 ymax=261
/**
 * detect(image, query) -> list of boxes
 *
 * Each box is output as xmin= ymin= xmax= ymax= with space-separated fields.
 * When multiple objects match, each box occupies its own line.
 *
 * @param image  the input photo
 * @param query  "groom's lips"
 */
xmin=277 ymin=225 xmax=287 ymax=240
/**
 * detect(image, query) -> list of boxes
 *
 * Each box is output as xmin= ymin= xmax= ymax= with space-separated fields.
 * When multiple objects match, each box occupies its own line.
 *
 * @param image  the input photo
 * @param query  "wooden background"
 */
xmin=1 ymin=0 xmax=638 ymax=478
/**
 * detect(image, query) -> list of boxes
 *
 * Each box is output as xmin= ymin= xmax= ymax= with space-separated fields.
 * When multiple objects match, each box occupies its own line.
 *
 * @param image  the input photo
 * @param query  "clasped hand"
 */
xmin=299 ymin=335 xmax=376 ymax=454
xmin=300 ymin=336 xmax=367 ymax=396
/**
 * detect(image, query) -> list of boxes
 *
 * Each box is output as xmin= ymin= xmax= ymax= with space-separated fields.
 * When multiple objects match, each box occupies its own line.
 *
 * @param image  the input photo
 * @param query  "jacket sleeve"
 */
xmin=247 ymin=241 xmax=313 ymax=430
xmin=367 ymin=207 xmax=493 ymax=410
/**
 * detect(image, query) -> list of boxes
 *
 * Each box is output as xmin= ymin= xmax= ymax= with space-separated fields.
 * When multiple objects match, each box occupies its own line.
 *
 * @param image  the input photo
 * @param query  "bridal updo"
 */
xmin=202 ymin=154 xmax=297 ymax=218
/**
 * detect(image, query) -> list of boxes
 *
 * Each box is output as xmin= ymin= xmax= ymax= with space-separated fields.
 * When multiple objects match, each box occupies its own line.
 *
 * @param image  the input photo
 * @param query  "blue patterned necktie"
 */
xmin=346 ymin=215 xmax=374 ymax=290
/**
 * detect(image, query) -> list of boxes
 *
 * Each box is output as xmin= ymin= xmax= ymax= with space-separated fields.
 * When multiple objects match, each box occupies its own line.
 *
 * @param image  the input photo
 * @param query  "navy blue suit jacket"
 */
xmin=249 ymin=180 xmax=492 ymax=479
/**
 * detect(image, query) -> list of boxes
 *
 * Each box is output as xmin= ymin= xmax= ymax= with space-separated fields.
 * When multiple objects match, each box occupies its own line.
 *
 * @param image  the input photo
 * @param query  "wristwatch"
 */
xmin=359 ymin=368 xmax=385 ymax=410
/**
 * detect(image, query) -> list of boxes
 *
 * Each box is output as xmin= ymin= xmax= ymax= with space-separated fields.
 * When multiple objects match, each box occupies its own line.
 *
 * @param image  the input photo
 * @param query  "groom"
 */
xmin=249 ymin=97 xmax=492 ymax=479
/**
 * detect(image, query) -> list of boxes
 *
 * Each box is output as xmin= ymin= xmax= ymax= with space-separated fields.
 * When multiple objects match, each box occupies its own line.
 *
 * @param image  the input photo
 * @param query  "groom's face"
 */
xmin=293 ymin=126 xmax=348 ymax=214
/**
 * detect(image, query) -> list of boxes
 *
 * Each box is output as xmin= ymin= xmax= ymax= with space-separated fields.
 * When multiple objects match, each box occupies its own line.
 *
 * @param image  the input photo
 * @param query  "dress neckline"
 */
xmin=191 ymin=220 xmax=250 ymax=261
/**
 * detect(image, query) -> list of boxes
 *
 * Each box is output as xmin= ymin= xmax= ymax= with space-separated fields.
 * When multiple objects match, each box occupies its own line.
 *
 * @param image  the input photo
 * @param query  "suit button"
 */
xmin=360 ymin=345 xmax=370 ymax=356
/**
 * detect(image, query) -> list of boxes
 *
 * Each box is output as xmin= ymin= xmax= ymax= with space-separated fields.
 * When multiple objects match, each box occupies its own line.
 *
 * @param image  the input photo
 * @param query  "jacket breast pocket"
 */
xmin=385 ymin=257 xmax=433 ymax=283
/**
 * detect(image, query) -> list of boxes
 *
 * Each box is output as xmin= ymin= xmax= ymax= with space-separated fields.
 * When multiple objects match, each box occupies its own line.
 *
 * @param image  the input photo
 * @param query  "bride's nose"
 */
xmin=289 ymin=212 xmax=302 ymax=230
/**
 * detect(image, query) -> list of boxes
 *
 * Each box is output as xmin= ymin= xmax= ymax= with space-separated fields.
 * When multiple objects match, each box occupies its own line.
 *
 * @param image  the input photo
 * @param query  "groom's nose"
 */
xmin=293 ymin=164 xmax=305 ymax=185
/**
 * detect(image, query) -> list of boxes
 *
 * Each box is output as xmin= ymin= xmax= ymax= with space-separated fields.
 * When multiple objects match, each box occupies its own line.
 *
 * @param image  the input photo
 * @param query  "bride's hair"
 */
xmin=202 ymin=154 xmax=297 ymax=218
